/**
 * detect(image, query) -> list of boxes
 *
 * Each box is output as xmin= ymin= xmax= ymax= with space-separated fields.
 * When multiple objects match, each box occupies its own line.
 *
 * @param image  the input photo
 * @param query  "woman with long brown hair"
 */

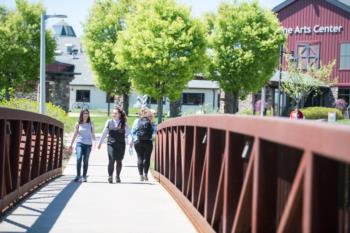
xmin=98 ymin=107 xmax=130 ymax=183
xmin=69 ymin=109 xmax=96 ymax=182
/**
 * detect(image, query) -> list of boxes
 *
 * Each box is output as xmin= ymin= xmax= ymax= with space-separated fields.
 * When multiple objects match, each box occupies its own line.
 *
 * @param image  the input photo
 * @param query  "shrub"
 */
xmin=0 ymin=98 xmax=74 ymax=132
xmin=333 ymin=99 xmax=348 ymax=111
xmin=238 ymin=108 xmax=254 ymax=115
xmin=238 ymin=107 xmax=273 ymax=116
xmin=300 ymin=107 xmax=344 ymax=120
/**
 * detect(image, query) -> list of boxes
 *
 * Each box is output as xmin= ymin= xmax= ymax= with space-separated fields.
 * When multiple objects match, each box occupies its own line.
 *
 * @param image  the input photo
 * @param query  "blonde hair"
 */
xmin=141 ymin=107 xmax=154 ymax=123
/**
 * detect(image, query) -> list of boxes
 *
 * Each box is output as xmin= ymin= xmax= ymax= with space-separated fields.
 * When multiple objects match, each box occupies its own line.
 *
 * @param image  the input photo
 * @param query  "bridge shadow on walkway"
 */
xmin=0 ymin=145 xmax=196 ymax=233
xmin=0 ymin=176 xmax=80 ymax=233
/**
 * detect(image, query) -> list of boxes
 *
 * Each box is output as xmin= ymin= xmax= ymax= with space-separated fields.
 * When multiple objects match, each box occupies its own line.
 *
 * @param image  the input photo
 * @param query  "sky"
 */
xmin=0 ymin=0 xmax=285 ymax=37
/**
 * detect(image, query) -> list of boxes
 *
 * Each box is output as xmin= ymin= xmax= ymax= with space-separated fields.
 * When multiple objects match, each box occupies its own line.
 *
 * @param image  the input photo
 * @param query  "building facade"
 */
xmin=52 ymin=20 xmax=109 ymax=110
xmin=129 ymin=80 xmax=220 ymax=114
xmin=52 ymin=21 xmax=220 ymax=114
xmin=274 ymin=0 xmax=350 ymax=106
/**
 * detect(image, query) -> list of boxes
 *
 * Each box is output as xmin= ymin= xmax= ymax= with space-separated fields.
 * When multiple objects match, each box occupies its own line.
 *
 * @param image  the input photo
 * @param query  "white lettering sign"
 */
xmin=283 ymin=25 xmax=343 ymax=35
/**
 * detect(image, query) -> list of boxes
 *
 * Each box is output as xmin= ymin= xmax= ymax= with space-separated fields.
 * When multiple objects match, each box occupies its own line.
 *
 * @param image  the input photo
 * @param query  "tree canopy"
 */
xmin=207 ymin=1 xmax=285 ymax=113
xmin=114 ymin=0 xmax=207 ymax=121
xmin=83 ymin=0 xmax=132 ymax=96
xmin=0 ymin=0 xmax=56 ymax=97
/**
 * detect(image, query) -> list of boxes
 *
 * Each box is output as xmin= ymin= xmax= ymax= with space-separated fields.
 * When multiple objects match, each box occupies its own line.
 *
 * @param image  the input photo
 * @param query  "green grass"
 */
xmin=66 ymin=115 xmax=139 ymax=133
xmin=66 ymin=107 xmax=171 ymax=134
xmin=91 ymin=116 xmax=110 ymax=132
xmin=69 ymin=109 xmax=109 ymax=114
xmin=336 ymin=119 xmax=350 ymax=125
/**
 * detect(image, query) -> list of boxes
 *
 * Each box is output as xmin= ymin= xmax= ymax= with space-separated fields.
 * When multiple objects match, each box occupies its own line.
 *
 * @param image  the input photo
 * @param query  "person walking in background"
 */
xmin=131 ymin=108 xmax=156 ymax=181
xmin=68 ymin=109 xmax=96 ymax=182
xmin=98 ymin=107 xmax=130 ymax=183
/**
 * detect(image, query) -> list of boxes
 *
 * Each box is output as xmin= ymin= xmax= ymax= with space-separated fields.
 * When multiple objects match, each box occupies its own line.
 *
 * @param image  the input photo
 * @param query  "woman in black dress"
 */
xmin=98 ymin=107 xmax=129 ymax=183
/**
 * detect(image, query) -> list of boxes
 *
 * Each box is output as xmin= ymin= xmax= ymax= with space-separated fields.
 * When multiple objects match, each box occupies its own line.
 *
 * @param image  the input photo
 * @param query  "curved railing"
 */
xmin=0 ymin=107 xmax=64 ymax=213
xmin=153 ymin=115 xmax=350 ymax=233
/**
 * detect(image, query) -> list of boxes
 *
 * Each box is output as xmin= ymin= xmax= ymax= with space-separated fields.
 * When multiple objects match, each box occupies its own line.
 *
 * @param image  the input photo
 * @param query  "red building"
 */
xmin=273 ymin=0 xmax=350 ymax=105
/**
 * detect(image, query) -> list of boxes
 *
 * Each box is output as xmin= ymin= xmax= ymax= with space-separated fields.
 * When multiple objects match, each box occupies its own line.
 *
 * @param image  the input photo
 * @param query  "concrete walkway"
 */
xmin=0 ymin=145 xmax=196 ymax=233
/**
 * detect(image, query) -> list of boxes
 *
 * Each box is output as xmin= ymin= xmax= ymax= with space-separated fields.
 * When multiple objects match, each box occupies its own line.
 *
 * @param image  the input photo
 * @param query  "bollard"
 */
xmin=328 ymin=112 xmax=336 ymax=123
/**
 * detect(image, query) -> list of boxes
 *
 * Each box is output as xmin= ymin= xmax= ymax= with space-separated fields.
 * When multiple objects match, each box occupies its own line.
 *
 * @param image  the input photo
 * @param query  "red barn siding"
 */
xmin=277 ymin=0 xmax=350 ymax=86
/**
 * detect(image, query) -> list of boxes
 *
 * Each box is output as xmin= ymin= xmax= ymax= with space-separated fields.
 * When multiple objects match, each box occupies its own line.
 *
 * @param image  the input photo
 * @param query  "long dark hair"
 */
xmin=78 ymin=109 xmax=91 ymax=124
xmin=115 ymin=107 xmax=126 ymax=129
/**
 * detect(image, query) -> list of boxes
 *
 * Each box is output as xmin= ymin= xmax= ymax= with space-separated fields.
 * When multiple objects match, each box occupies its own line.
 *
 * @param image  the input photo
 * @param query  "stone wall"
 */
xmin=47 ymin=74 xmax=74 ymax=112
xmin=14 ymin=90 xmax=38 ymax=101
xmin=14 ymin=75 xmax=73 ymax=112
xmin=219 ymin=88 xmax=273 ymax=115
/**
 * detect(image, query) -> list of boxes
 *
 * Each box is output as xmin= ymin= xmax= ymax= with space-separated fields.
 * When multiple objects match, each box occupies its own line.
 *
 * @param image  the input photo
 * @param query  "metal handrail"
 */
xmin=153 ymin=115 xmax=350 ymax=233
xmin=0 ymin=107 xmax=64 ymax=213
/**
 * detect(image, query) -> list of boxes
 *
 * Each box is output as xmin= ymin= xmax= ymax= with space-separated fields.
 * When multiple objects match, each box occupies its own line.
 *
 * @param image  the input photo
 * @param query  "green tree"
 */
xmin=208 ymin=1 xmax=285 ymax=113
xmin=84 ymin=0 xmax=132 ymax=115
xmin=0 ymin=5 xmax=6 ymax=20
xmin=282 ymin=56 xmax=336 ymax=112
xmin=0 ymin=0 xmax=56 ymax=100
xmin=115 ymin=0 xmax=206 ymax=123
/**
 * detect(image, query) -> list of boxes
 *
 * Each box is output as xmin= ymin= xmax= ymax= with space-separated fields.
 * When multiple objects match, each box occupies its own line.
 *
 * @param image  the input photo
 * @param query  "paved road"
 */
xmin=0 ymin=145 xmax=196 ymax=233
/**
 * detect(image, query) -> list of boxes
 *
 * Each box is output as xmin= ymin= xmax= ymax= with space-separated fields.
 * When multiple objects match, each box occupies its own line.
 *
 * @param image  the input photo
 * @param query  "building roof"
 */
xmin=49 ymin=21 xmax=95 ymax=85
xmin=186 ymin=80 xmax=220 ymax=89
xmin=52 ymin=20 xmax=77 ymax=37
xmin=46 ymin=61 xmax=82 ymax=78
xmin=273 ymin=0 xmax=350 ymax=13
xmin=270 ymin=70 xmax=295 ymax=83
xmin=47 ymin=61 xmax=75 ymax=73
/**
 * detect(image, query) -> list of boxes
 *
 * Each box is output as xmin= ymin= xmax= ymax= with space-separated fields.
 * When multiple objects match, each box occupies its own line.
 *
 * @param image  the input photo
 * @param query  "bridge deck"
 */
xmin=0 ymin=145 xmax=196 ymax=233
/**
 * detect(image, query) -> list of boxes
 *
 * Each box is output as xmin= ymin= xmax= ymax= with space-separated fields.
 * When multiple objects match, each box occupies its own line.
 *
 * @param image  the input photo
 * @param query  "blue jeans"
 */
xmin=76 ymin=142 xmax=92 ymax=177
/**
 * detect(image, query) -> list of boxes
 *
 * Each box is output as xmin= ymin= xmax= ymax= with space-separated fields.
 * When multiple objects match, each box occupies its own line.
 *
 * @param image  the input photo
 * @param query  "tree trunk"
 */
xmin=122 ymin=93 xmax=129 ymax=116
xmin=114 ymin=95 xmax=121 ymax=109
xmin=157 ymin=97 xmax=163 ymax=124
xmin=107 ymin=93 xmax=111 ymax=116
xmin=252 ymin=94 xmax=256 ymax=115
xmin=169 ymin=99 xmax=181 ymax=117
xmin=224 ymin=92 xmax=239 ymax=114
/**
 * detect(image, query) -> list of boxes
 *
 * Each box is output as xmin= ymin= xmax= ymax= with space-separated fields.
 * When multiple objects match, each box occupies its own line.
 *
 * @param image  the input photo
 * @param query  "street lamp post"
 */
xmin=277 ymin=46 xmax=283 ymax=117
xmin=39 ymin=12 xmax=67 ymax=114
xmin=277 ymin=46 xmax=294 ymax=116
xmin=260 ymin=87 xmax=266 ymax=116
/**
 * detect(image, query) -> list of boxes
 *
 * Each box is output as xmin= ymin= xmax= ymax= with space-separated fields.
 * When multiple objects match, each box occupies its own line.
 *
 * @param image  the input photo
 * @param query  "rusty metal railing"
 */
xmin=0 ymin=107 xmax=64 ymax=213
xmin=153 ymin=115 xmax=350 ymax=233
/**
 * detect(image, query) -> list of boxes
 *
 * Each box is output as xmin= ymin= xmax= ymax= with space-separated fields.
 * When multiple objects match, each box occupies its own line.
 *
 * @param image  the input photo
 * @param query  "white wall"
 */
xmin=70 ymin=85 xmax=219 ymax=114
xmin=181 ymin=88 xmax=219 ymax=114
xmin=129 ymin=88 xmax=219 ymax=115
xmin=69 ymin=85 xmax=110 ymax=110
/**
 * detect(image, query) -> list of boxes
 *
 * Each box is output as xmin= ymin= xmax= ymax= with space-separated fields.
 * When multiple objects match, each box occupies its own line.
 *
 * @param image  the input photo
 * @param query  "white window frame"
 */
xmin=340 ymin=43 xmax=350 ymax=70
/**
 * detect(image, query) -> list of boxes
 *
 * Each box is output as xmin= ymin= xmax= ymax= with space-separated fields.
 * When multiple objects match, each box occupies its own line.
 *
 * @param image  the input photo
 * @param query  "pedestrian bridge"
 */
xmin=0 ymin=107 xmax=350 ymax=233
